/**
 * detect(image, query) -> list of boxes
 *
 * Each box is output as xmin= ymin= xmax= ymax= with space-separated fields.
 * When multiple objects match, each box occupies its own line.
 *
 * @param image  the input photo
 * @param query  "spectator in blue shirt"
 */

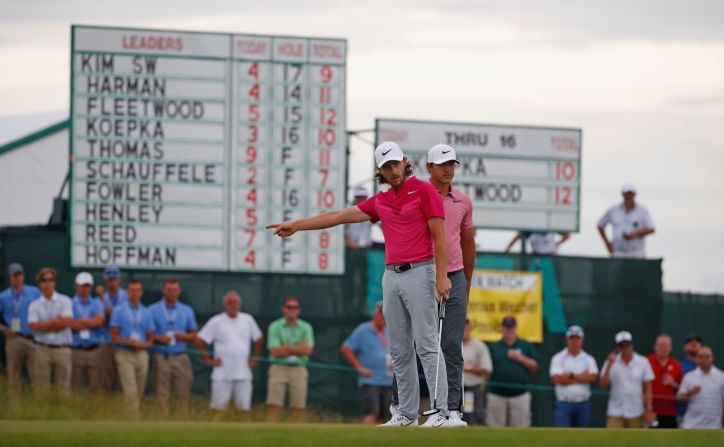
xmin=0 ymin=262 xmax=41 ymax=398
xmin=110 ymin=279 xmax=154 ymax=419
xmin=70 ymin=272 xmax=105 ymax=390
xmin=98 ymin=265 xmax=129 ymax=393
xmin=149 ymin=278 xmax=198 ymax=418
xmin=340 ymin=302 xmax=393 ymax=424
xmin=677 ymin=333 xmax=703 ymax=421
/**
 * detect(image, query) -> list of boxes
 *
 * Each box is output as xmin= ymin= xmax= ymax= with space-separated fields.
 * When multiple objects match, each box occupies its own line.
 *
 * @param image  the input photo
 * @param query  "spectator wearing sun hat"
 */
xmin=599 ymin=330 xmax=655 ymax=428
xmin=549 ymin=325 xmax=598 ymax=427
xmin=597 ymin=183 xmax=655 ymax=258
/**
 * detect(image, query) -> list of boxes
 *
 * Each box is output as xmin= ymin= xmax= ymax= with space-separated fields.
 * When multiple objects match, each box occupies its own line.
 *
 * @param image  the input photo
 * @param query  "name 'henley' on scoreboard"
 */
xmin=70 ymin=25 xmax=346 ymax=273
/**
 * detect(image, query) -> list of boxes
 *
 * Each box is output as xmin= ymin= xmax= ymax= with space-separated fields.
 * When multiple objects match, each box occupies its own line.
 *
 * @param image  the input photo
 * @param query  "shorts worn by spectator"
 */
xmin=486 ymin=316 xmax=539 ymax=428
xmin=461 ymin=319 xmax=492 ymax=425
xmin=265 ymin=297 xmax=314 ymax=422
xmin=599 ymin=331 xmax=655 ymax=428
xmin=549 ymin=325 xmax=598 ymax=428
xmin=27 ymin=267 xmax=73 ymax=395
xmin=149 ymin=278 xmax=198 ymax=418
xmin=597 ymin=183 xmax=655 ymax=258
xmin=341 ymin=302 xmax=392 ymax=424
xmin=0 ymin=262 xmax=41 ymax=398
xmin=196 ymin=291 xmax=264 ymax=420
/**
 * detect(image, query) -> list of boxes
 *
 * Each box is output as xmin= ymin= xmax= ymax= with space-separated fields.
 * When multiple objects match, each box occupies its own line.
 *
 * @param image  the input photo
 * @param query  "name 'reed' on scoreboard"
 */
xmin=70 ymin=26 xmax=346 ymax=273
xmin=375 ymin=119 xmax=582 ymax=233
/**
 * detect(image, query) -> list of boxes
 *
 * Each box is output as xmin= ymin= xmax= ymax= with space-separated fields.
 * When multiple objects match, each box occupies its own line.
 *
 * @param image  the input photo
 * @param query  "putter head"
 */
xmin=422 ymin=408 xmax=440 ymax=417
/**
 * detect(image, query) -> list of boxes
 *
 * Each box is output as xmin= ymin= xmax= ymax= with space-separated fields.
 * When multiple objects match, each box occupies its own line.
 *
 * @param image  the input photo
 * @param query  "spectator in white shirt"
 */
xmin=461 ymin=319 xmax=492 ymax=425
xmin=677 ymin=346 xmax=724 ymax=429
xmin=549 ymin=325 xmax=598 ymax=427
xmin=504 ymin=232 xmax=570 ymax=255
xmin=599 ymin=330 xmax=655 ymax=428
xmin=27 ymin=267 xmax=74 ymax=394
xmin=195 ymin=291 xmax=264 ymax=421
xmin=597 ymin=183 xmax=655 ymax=258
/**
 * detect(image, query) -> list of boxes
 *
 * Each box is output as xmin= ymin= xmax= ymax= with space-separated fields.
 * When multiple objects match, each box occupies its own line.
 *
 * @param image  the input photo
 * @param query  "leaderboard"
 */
xmin=70 ymin=26 xmax=346 ymax=273
xmin=376 ymin=119 xmax=582 ymax=233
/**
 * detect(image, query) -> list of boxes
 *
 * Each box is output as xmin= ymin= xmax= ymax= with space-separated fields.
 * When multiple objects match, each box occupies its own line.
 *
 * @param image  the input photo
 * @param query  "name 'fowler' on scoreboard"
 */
xmin=70 ymin=26 xmax=346 ymax=273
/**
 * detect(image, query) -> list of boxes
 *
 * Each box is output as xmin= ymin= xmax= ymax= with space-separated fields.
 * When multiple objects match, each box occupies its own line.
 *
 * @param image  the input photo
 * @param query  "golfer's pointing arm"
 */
xmin=266 ymin=206 xmax=371 ymax=238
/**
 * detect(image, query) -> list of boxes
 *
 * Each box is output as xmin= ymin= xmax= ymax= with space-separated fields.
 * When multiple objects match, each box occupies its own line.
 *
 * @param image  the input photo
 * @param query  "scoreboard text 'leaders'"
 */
xmin=70 ymin=25 xmax=346 ymax=273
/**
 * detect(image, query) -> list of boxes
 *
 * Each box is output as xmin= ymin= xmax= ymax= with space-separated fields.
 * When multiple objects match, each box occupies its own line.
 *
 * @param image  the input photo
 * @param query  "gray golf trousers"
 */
xmin=382 ymin=261 xmax=448 ymax=420
xmin=391 ymin=269 xmax=468 ymax=411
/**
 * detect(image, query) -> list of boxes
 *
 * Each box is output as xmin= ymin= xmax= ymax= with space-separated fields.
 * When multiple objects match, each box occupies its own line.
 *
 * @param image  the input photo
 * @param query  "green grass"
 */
xmin=0 ymin=421 xmax=722 ymax=447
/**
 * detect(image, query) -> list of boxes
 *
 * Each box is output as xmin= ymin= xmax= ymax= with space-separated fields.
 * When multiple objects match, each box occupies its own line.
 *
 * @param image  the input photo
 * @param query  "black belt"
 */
xmin=74 ymin=345 xmax=99 ymax=351
xmin=447 ymin=269 xmax=463 ymax=277
xmin=156 ymin=352 xmax=187 ymax=358
xmin=385 ymin=259 xmax=434 ymax=273
xmin=35 ymin=342 xmax=71 ymax=349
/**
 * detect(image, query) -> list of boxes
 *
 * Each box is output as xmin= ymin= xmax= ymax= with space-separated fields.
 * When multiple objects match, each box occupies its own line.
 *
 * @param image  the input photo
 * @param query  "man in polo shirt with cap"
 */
xmin=0 ymin=262 xmax=41 ymax=398
xmin=597 ymin=183 xmax=655 ymax=258
xmin=149 ymin=277 xmax=198 ymax=418
xmin=599 ymin=330 xmax=655 ymax=428
xmin=27 ymin=267 xmax=74 ymax=394
xmin=549 ymin=325 xmax=598 ymax=427
xmin=98 ymin=265 xmax=129 ymax=392
xmin=677 ymin=333 xmax=703 ymax=421
xmin=70 ymin=272 xmax=105 ymax=390
xmin=486 ymin=315 xmax=539 ymax=427
xmin=267 ymin=141 xmax=452 ymax=427
xmin=346 ymin=186 xmax=373 ymax=249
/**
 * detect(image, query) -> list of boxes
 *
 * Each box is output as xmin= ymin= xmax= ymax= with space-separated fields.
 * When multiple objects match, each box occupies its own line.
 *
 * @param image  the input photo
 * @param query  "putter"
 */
xmin=422 ymin=298 xmax=446 ymax=417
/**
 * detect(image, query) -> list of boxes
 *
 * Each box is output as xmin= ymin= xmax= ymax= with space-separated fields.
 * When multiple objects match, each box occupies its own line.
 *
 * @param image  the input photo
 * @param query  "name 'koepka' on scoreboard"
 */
xmin=70 ymin=26 xmax=346 ymax=273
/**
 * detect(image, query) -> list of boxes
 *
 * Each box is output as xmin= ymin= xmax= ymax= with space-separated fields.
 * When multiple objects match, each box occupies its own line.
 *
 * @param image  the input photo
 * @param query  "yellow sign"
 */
xmin=467 ymin=269 xmax=543 ymax=342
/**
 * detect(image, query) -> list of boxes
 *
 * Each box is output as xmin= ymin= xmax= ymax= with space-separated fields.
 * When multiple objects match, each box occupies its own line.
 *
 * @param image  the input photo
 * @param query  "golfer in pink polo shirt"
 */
xmin=267 ymin=141 xmax=451 ymax=427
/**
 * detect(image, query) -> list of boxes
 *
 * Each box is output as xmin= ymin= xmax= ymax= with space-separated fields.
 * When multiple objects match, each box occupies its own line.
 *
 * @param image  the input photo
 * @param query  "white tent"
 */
xmin=0 ymin=120 xmax=69 ymax=227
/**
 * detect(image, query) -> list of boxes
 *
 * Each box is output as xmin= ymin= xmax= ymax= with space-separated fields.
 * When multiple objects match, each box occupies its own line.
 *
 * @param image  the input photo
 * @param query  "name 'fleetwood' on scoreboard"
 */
xmin=375 ymin=119 xmax=582 ymax=233
xmin=70 ymin=26 xmax=346 ymax=273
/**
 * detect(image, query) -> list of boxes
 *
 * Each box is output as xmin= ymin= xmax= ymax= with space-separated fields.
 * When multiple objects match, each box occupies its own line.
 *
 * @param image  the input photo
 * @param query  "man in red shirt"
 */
xmin=268 ymin=141 xmax=451 ymax=427
xmin=648 ymin=334 xmax=683 ymax=428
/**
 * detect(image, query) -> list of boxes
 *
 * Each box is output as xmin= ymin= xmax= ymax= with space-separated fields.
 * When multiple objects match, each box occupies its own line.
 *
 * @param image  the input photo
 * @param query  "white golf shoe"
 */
xmin=420 ymin=412 xmax=448 ymax=428
xmin=446 ymin=411 xmax=468 ymax=428
xmin=378 ymin=413 xmax=418 ymax=427
xmin=389 ymin=404 xmax=400 ymax=417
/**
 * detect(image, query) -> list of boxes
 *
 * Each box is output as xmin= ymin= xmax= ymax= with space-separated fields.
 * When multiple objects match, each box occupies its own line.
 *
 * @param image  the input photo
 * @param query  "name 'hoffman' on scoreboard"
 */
xmin=375 ymin=119 xmax=582 ymax=232
xmin=70 ymin=26 xmax=346 ymax=273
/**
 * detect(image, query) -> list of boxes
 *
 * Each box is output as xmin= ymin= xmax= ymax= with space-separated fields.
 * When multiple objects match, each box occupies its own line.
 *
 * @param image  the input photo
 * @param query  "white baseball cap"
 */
xmin=621 ymin=182 xmax=637 ymax=194
xmin=374 ymin=141 xmax=404 ymax=168
xmin=427 ymin=144 xmax=459 ymax=165
xmin=566 ymin=325 xmax=584 ymax=338
xmin=75 ymin=272 xmax=94 ymax=286
xmin=614 ymin=330 xmax=633 ymax=344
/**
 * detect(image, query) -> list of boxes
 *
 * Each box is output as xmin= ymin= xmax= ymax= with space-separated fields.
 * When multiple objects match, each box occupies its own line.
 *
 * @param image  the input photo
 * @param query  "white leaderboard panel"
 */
xmin=375 ymin=119 xmax=581 ymax=232
xmin=70 ymin=26 xmax=346 ymax=273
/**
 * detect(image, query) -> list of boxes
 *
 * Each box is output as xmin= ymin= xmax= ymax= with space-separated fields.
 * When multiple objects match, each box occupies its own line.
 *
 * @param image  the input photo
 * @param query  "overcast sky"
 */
xmin=1 ymin=0 xmax=723 ymax=293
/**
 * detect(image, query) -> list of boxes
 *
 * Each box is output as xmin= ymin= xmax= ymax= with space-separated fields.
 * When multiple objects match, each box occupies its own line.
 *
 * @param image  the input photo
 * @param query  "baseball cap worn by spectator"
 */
xmin=7 ymin=263 xmax=24 ymax=275
xmin=374 ymin=142 xmax=404 ymax=168
xmin=566 ymin=325 xmax=584 ymax=338
xmin=75 ymin=272 xmax=94 ymax=286
xmin=614 ymin=330 xmax=633 ymax=344
xmin=502 ymin=315 xmax=517 ymax=328
xmin=103 ymin=265 xmax=121 ymax=279
xmin=427 ymin=144 xmax=460 ymax=165
xmin=621 ymin=183 xmax=637 ymax=194
xmin=353 ymin=186 xmax=368 ymax=198
xmin=684 ymin=333 xmax=702 ymax=344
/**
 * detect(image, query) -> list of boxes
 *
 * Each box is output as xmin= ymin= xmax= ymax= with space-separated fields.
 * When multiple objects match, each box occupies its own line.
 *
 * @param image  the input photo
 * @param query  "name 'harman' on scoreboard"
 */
xmin=70 ymin=25 xmax=346 ymax=273
xmin=375 ymin=118 xmax=581 ymax=233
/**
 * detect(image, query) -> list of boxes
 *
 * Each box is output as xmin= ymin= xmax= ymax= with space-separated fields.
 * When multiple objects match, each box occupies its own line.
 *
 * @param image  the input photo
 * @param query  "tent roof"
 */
xmin=0 ymin=119 xmax=69 ymax=156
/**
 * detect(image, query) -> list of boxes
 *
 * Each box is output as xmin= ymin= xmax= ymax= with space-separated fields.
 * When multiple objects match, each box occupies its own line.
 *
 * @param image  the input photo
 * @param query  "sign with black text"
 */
xmin=375 ymin=118 xmax=581 ymax=232
xmin=70 ymin=25 xmax=346 ymax=273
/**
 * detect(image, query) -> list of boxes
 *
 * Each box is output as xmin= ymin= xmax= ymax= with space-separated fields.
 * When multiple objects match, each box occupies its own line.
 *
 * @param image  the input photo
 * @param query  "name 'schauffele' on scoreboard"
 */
xmin=71 ymin=26 xmax=346 ymax=273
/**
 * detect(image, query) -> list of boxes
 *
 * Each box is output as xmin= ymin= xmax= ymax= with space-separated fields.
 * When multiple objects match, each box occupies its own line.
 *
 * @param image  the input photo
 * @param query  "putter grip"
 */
xmin=439 ymin=300 xmax=446 ymax=319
